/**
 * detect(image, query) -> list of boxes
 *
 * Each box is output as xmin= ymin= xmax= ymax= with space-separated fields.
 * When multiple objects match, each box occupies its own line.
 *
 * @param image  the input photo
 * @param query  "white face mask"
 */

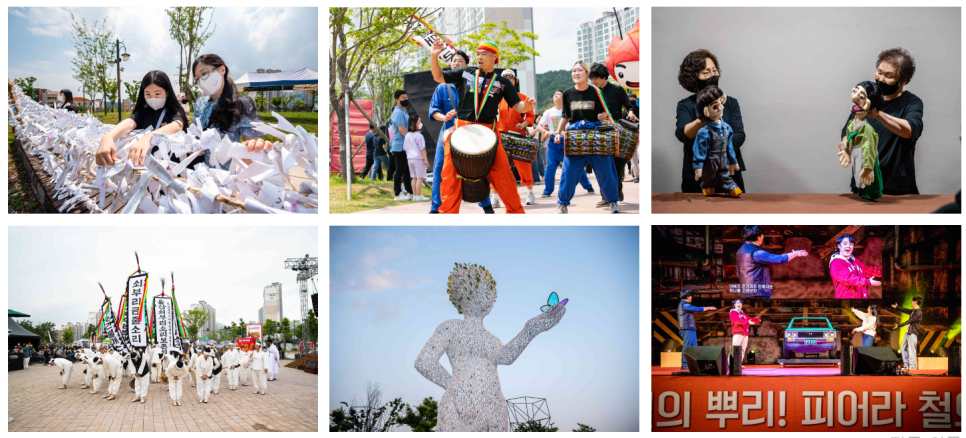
xmin=146 ymin=95 xmax=166 ymax=110
xmin=57 ymin=95 xmax=65 ymax=103
xmin=199 ymin=69 xmax=223 ymax=97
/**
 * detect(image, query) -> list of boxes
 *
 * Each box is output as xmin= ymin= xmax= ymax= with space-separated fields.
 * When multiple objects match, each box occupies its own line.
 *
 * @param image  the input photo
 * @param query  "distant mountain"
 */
xmin=534 ymin=69 xmax=574 ymax=115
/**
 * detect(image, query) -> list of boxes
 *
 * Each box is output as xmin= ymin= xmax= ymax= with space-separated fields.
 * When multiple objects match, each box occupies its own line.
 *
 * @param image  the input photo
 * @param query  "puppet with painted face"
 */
xmin=838 ymin=81 xmax=883 ymax=201
xmin=693 ymin=85 xmax=741 ymax=197
xmin=606 ymin=20 xmax=639 ymax=98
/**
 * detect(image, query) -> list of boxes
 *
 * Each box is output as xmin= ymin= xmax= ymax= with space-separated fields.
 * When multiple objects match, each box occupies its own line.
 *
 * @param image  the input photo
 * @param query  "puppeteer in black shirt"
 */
xmin=442 ymin=66 xmax=521 ymax=125
xmin=562 ymin=86 xmax=605 ymax=124
xmin=840 ymin=91 xmax=924 ymax=195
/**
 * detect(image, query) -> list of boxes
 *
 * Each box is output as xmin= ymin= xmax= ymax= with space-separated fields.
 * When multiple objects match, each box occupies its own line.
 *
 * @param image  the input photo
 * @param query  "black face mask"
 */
xmin=399 ymin=99 xmax=409 ymax=108
xmin=695 ymin=75 xmax=719 ymax=92
xmin=876 ymin=79 xmax=900 ymax=96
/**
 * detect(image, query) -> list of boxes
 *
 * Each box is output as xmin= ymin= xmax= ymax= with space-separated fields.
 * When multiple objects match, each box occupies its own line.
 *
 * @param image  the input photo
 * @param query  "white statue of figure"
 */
xmin=415 ymin=263 xmax=567 ymax=432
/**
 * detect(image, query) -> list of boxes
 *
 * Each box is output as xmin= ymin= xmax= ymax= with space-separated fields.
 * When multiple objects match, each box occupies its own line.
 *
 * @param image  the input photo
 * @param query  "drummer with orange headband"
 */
xmin=430 ymin=38 xmax=537 ymax=214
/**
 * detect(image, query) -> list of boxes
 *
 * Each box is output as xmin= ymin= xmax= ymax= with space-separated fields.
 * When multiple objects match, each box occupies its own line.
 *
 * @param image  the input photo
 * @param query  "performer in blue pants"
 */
xmin=538 ymin=89 xmax=593 ymax=197
xmin=677 ymin=290 xmax=716 ymax=370
xmin=428 ymin=49 xmax=493 ymax=214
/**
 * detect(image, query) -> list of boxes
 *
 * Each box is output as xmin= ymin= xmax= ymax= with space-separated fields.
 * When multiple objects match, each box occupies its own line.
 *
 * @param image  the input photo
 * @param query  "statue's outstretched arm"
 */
xmin=414 ymin=319 xmax=457 ymax=390
xmin=497 ymin=306 xmax=566 ymax=365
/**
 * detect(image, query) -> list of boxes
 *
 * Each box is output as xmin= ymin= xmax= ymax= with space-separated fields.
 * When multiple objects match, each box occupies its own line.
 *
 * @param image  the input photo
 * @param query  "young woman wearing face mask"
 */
xmin=57 ymin=89 xmax=78 ymax=113
xmin=675 ymin=49 xmax=747 ymax=194
xmin=95 ymin=70 xmax=189 ymax=167
xmin=191 ymin=54 xmax=274 ymax=170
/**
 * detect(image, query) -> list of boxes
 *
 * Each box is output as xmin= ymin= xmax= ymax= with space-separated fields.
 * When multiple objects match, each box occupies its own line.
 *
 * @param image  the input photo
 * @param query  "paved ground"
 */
xmin=652 ymin=192 xmax=956 ymax=214
xmin=8 ymin=359 xmax=318 ymax=432
xmin=356 ymin=173 xmax=640 ymax=214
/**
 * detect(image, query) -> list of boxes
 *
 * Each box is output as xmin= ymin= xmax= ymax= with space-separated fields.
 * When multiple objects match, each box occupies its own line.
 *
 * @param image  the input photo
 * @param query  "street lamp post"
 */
xmin=107 ymin=37 xmax=130 ymax=123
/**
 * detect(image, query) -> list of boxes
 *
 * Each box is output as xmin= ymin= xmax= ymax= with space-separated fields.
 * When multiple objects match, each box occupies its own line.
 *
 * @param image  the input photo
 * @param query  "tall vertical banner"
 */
xmin=99 ymin=301 xmax=129 ymax=356
xmin=127 ymin=272 xmax=148 ymax=347
xmin=153 ymin=296 xmax=182 ymax=354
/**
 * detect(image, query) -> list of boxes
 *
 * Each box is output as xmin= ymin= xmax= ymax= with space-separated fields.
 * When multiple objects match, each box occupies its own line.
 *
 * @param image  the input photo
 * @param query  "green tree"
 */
xmin=68 ymin=12 xmax=114 ymax=115
xmin=364 ymin=43 xmax=419 ymax=124
xmin=63 ymin=327 xmax=75 ymax=344
xmin=254 ymin=94 xmax=268 ymax=111
xmin=184 ymin=308 xmax=210 ymax=340
xmin=104 ymin=79 xmax=118 ymax=111
xmin=13 ymin=77 xmax=38 ymax=100
xmin=270 ymin=96 xmax=284 ymax=111
xmin=454 ymin=20 xmax=540 ymax=71
xmin=237 ymin=317 xmax=248 ymax=338
xmin=329 ymin=382 xmax=405 ymax=431
xmin=124 ymin=79 xmax=141 ymax=106
xmin=84 ymin=324 xmax=97 ymax=340
xmin=166 ymin=7 xmax=216 ymax=108
xmin=515 ymin=420 xmax=558 ymax=432
xmin=36 ymin=322 xmax=57 ymax=344
xmin=330 ymin=7 xmax=436 ymax=183
xmin=305 ymin=313 xmax=318 ymax=342
xmin=398 ymin=397 xmax=438 ymax=431
xmin=306 ymin=89 xmax=318 ymax=112
xmin=534 ymin=69 xmax=574 ymax=114
xmin=574 ymin=423 xmax=596 ymax=432
xmin=18 ymin=320 xmax=35 ymax=334
xmin=263 ymin=318 xmax=277 ymax=341
xmin=293 ymin=323 xmax=303 ymax=341
xmin=281 ymin=318 xmax=293 ymax=340
xmin=280 ymin=94 xmax=296 ymax=111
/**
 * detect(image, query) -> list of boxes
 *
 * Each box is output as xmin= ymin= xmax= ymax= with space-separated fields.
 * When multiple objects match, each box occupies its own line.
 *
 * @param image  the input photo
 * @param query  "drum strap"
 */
xmin=592 ymin=85 xmax=615 ymax=125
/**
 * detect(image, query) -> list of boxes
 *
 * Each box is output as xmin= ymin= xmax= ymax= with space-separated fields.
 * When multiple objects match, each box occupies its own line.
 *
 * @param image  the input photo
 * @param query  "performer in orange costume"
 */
xmin=497 ymin=69 xmax=536 ymax=206
xmin=429 ymin=38 xmax=537 ymax=214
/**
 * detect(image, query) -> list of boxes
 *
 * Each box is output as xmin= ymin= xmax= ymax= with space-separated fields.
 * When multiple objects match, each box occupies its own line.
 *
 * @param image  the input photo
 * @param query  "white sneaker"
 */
xmin=490 ymin=194 xmax=502 ymax=208
xmin=525 ymin=193 xmax=535 ymax=205
xmin=412 ymin=195 xmax=429 ymax=203
xmin=394 ymin=194 xmax=410 ymax=201
xmin=555 ymin=204 xmax=568 ymax=214
xmin=609 ymin=202 xmax=621 ymax=213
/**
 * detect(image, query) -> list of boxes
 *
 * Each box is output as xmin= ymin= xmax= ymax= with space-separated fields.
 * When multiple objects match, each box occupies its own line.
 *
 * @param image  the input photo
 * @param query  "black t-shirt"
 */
xmin=840 ymin=91 xmax=924 ymax=195
xmin=599 ymin=82 xmax=633 ymax=123
xmin=59 ymin=102 xmax=78 ymax=113
xmin=373 ymin=133 xmax=388 ymax=157
xmin=127 ymin=106 xmax=188 ymax=133
xmin=442 ymin=67 xmax=521 ymax=124
xmin=562 ymin=86 xmax=605 ymax=124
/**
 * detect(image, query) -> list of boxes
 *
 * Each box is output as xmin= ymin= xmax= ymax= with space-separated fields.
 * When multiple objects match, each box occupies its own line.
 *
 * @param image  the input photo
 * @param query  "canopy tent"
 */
xmin=9 ymin=309 xmax=30 ymax=317
xmin=235 ymin=68 xmax=318 ymax=91
xmin=9 ymin=316 xmax=41 ymax=345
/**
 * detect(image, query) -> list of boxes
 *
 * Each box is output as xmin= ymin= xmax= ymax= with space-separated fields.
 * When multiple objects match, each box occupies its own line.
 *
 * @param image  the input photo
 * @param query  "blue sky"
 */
xmin=330 ymin=226 xmax=640 ymax=432
xmin=8 ymin=7 xmax=318 ymax=96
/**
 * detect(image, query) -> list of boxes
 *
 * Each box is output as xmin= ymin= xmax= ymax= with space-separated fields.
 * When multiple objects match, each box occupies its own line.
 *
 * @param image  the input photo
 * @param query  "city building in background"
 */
xmin=577 ymin=8 xmax=639 ymax=65
xmin=264 ymin=282 xmax=283 ymax=323
xmin=189 ymin=301 xmax=217 ymax=339
xmin=258 ymin=307 xmax=264 ymax=325
xmin=432 ymin=7 xmax=537 ymax=99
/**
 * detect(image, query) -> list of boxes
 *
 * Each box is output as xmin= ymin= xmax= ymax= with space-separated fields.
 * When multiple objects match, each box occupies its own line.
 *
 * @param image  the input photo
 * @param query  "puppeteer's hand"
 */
xmin=694 ymin=168 xmax=702 ymax=181
xmin=838 ymin=150 xmax=851 ymax=167
xmin=869 ymin=278 xmax=882 ymax=287
xmin=526 ymin=305 xmax=566 ymax=334
xmin=891 ymin=303 xmax=897 ymax=308
xmin=860 ymin=168 xmax=874 ymax=186
xmin=728 ymin=164 xmax=739 ymax=175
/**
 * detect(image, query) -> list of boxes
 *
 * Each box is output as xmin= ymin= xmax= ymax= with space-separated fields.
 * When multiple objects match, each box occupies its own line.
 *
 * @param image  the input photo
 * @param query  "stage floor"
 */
xmin=651 ymin=365 xmax=948 ymax=377
xmin=651 ymin=192 xmax=956 ymax=214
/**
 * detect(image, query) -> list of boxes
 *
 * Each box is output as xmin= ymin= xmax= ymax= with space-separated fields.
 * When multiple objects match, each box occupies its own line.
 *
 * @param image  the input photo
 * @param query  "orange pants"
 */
xmin=440 ymin=120 xmax=525 ymax=214
xmin=491 ymin=159 xmax=532 ymax=189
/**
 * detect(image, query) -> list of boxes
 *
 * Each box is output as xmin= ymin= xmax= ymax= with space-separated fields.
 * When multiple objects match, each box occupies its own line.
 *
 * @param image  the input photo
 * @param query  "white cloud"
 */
xmin=23 ymin=7 xmax=72 ymax=38
xmin=354 ymin=299 xmax=404 ymax=324
xmin=10 ymin=9 xmax=27 ymax=18
xmin=63 ymin=50 xmax=76 ymax=57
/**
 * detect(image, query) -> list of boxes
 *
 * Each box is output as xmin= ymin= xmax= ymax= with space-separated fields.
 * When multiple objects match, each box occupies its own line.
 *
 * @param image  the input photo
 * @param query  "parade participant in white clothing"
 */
xmin=127 ymin=349 xmax=150 ymax=403
xmin=195 ymin=347 xmax=215 ymax=403
xmin=239 ymin=348 xmax=253 ymax=386
xmin=223 ymin=345 xmax=240 ymax=390
xmin=250 ymin=342 xmax=269 ymax=395
xmin=49 ymin=357 xmax=73 ymax=389
xmin=165 ymin=351 xmax=186 ymax=406
xmin=149 ymin=345 xmax=164 ymax=383
xmin=266 ymin=340 xmax=280 ymax=381
xmin=90 ymin=356 xmax=103 ymax=395
xmin=76 ymin=351 xmax=94 ymax=389
xmin=211 ymin=349 xmax=224 ymax=394
xmin=101 ymin=354 xmax=123 ymax=400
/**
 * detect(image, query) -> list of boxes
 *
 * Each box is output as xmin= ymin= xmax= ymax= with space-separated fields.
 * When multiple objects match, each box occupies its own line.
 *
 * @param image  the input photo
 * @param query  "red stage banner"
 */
xmin=652 ymin=376 xmax=961 ymax=432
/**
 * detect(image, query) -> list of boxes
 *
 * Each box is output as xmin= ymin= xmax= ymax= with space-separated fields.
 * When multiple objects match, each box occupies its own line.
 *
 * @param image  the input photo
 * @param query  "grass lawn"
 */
xmin=329 ymin=174 xmax=431 ymax=214
xmin=90 ymin=110 xmax=318 ymax=143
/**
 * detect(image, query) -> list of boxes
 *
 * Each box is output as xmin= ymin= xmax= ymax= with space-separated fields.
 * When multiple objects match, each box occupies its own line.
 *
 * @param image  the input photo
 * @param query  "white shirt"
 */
xmin=852 ymin=308 xmax=878 ymax=336
xmin=102 ymin=355 xmax=122 ymax=379
xmin=165 ymin=360 xmax=186 ymax=379
xmin=250 ymin=350 xmax=268 ymax=371
xmin=196 ymin=355 xmax=215 ymax=378
xmin=52 ymin=358 xmax=72 ymax=370
xmin=538 ymin=107 xmax=564 ymax=148
xmin=268 ymin=345 xmax=280 ymax=361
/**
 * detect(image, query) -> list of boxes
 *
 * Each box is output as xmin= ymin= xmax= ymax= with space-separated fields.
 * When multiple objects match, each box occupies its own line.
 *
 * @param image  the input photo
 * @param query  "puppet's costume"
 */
xmin=693 ymin=120 xmax=740 ymax=196
xmin=845 ymin=118 xmax=883 ymax=200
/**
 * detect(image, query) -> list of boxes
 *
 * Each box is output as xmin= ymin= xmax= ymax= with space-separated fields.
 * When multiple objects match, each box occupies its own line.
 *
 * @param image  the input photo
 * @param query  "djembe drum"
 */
xmin=500 ymin=131 xmax=538 ymax=163
xmin=448 ymin=125 xmax=498 ymax=203
xmin=564 ymin=127 xmax=620 ymax=156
